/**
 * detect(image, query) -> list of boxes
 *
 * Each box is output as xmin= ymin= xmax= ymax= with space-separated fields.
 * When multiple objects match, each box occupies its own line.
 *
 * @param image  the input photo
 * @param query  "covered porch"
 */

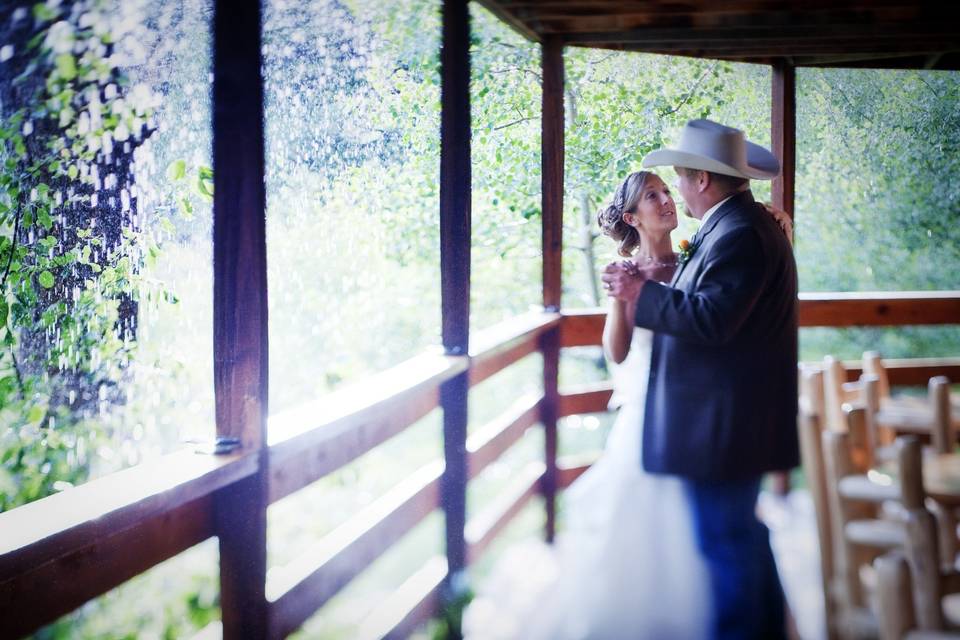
xmin=2 ymin=1 xmax=960 ymax=638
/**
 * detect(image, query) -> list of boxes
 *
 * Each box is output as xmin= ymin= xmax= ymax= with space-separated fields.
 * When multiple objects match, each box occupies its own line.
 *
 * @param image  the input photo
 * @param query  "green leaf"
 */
xmin=178 ymin=197 xmax=194 ymax=219
xmin=196 ymin=166 xmax=214 ymax=199
xmin=38 ymin=209 xmax=53 ymax=231
xmin=26 ymin=405 xmax=45 ymax=424
xmin=166 ymin=159 xmax=187 ymax=181
xmin=54 ymin=54 xmax=77 ymax=81
xmin=66 ymin=164 xmax=79 ymax=180
xmin=38 ymin=270 xmax=55 ymax=289
xmin=32 ymin=3 xmax=58 ymax=22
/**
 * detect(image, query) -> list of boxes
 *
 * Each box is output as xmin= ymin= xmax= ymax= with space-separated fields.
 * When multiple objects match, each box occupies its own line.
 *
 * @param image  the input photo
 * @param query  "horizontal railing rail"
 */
xmin=0 ymin=450 xmax=257 ymax=639
xmin=3 ymin=295 xmax=957 ymax=638
xmin=267 ymin=352 xmax=468 ymax=504
xmin=561 ymin=291 xmax=960 ymax=347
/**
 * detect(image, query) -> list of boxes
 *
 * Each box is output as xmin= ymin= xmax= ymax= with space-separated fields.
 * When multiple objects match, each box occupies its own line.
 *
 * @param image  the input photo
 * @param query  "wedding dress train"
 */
xmin=464 ymin=328 xmax=713 ymax=640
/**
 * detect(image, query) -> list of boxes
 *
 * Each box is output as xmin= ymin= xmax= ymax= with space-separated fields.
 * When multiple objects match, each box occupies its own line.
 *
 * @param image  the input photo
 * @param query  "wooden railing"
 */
xmin=2 ymin=293 xmax=959 ymax=638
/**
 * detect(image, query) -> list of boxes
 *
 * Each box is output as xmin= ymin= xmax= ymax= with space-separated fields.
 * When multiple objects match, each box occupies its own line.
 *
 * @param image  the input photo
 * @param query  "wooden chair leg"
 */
xmin=931 ymin=502 xmax=959 ymax=571
xmin=875 ymin=551 xmax=915 ymax=640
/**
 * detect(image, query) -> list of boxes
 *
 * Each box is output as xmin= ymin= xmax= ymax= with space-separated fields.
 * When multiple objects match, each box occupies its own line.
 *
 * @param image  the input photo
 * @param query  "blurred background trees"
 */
xmin=2 ymin=0 xmax=957 ymax=636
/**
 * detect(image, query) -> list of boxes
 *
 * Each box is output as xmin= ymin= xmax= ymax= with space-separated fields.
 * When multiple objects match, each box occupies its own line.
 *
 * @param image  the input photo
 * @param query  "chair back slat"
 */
xmin=930 ymin=376 xmax=954 ymax=455
xmin=875 ymin=551 xmax=916 ymax=640
xmin=863 ymin=350 xmax=892 ymax=401
xmin=898 ymin=435 xmax=946 ymax=630
xmin=844 ymin=404 xmax=873 ymax=471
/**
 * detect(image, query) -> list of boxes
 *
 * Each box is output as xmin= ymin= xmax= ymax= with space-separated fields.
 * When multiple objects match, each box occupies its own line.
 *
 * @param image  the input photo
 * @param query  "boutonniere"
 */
xmin=677 ymin=238 xmax=696 ymax=265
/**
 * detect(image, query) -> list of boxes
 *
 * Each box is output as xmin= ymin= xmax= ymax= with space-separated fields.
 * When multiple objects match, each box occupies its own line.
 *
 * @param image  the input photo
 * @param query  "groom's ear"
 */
xmin=697 ymin=170 xmax=711 ymax=193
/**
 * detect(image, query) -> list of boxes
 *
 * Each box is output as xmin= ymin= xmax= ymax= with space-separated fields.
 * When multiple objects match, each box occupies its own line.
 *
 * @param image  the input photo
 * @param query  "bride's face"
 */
xmin=624 ymin=174 xmax=678 ymax=235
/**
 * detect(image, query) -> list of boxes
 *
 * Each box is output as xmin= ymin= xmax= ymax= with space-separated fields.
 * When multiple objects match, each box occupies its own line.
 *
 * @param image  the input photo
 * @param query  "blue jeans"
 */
xmin=685 ymin=478 xmax=786 ymax=640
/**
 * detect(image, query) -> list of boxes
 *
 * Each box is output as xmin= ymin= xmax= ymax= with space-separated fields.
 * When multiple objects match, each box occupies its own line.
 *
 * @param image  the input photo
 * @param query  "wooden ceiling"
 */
xmin=476 ymin=1 xmax=960 ymax=70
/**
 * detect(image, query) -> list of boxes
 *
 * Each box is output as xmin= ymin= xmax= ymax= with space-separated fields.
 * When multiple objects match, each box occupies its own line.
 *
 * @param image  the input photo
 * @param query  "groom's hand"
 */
xmin=601 ymin=261 xmax=648 ymax=304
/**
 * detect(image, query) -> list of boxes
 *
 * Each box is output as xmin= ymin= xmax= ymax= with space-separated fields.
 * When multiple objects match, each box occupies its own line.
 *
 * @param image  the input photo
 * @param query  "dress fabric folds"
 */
xmin=464 ymin=328 xmax=713 ymax=640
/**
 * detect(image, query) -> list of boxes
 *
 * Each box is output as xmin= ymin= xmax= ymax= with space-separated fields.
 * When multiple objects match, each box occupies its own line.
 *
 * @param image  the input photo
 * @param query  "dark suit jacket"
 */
xmin=635 ymin=190 xmax=800 ymax=482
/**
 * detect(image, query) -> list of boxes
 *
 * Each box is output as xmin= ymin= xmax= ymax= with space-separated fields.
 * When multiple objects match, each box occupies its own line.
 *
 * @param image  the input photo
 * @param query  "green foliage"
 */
xmin=0 ymin=0 xmax=178 ymax=511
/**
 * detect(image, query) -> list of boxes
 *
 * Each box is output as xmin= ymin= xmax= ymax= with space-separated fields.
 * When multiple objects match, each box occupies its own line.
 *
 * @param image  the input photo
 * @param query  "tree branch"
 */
xmin=660 ymin=60 xmax=720 ymax=117
xmin=493 ymin=116 xmax=536 ymax=131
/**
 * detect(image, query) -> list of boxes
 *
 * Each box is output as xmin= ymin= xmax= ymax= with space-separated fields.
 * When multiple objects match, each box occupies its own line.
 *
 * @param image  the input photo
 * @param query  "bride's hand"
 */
xmin=763 ymin=203 xmax=794 ymax=246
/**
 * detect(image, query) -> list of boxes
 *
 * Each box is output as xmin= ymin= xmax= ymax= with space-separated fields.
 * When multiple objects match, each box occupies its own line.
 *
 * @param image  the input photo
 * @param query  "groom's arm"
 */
xmin=634 ymin=227 xmax=767 ymax=346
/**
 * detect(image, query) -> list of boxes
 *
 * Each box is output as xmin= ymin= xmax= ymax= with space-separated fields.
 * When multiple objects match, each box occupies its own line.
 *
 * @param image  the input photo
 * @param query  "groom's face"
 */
xmin=674 ymin=167 xmax=697 ymax=218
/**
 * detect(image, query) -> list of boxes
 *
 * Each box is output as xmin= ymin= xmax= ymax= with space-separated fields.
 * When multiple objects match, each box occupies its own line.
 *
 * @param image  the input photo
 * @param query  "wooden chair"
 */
xmin=799 ymin=365 xmax=841 ymax=640
xmin=864 ymin=350 xmax=958 ymax=441
xmin=874 ymin=437 xmax=960 ymax=639
xmin=823 ymin=405 xmax=907 ymax=638
xmin=824 ymin=356 xmax=863 ymax=432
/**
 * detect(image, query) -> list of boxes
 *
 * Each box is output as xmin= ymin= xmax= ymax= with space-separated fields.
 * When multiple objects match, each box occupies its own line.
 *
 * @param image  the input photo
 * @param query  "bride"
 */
xmin=464 ymin=170 xmax=713 ymax=639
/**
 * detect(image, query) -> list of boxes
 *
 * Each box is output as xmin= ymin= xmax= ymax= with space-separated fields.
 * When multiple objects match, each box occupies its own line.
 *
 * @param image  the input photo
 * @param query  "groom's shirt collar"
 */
xmin=699 ymin=193 xmax=736 ymax=229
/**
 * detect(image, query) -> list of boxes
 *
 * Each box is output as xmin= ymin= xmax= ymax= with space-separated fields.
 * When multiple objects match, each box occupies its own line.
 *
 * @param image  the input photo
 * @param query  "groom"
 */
xmin=602 ymin=119 xmax=800 ymax=639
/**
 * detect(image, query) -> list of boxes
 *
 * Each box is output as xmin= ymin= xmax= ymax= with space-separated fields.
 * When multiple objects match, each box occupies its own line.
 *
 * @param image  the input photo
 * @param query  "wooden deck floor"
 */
xmin=759 ymin=489 xmax=826 ymax=640
xmin=463 ymin=488 xmax=827 ymax=640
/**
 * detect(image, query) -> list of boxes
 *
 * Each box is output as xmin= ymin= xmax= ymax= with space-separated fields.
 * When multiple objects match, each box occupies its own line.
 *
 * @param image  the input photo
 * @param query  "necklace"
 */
xmin=635 ymin=254 xmax=678 ymax=268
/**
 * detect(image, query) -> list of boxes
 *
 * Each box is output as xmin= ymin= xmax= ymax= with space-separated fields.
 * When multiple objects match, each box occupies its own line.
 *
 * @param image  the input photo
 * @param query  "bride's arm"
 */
xmin=603 ymin=297 xmax=635 ymax=364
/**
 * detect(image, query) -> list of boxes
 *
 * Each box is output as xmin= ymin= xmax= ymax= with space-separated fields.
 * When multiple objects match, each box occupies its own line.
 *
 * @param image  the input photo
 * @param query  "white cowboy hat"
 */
xmin=641 ymin=119 xmax=780 ymax=180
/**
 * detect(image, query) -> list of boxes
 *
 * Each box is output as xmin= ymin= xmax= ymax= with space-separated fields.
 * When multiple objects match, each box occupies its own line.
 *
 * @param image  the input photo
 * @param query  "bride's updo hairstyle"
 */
xmin=597 ymin=170 xmax=651 ymax=257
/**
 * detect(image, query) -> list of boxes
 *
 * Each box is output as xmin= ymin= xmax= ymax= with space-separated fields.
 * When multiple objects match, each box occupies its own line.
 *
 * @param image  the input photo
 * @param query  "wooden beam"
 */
xmin=540 ymin=32 xmax=564 ymax=546
xmin=474 ymin=0 xmax=541 ymax=43
xmin=0 ymin=497 xmax=214 ymax=639
xmin=771 ymin=60 xmax=796 ymax=221
xmin=439 ymin=0 xmax=471 ymax=605
xmin=469 ymin=312 xmax=560 ymax=387
xmin=0 ymin=450 xmax=254 ymax=579
xmin=560 ymin=308 xmax=606 ymax=347
xmin=267 ymin=354 xmax=466 ymax=503
xmin=839 ymin=357 xmax=960 ymax=387
xmin=557 ymin=453 xmax=599 ymax=489
xmin=799 ymin=291 xmax=960 ymax=327
xmin=561 ymin=292 xmax=960 ymax=340
xmin=267 ymin=462 xmax=442 ymax=638
xmin=541 ymin=35 xmax=565 ymax=312
xmin=212 ymin=0 xmax=269 ymax=636
xmin=465 ymin=462 xmax=545 ymax=563
xmin=559 ymin=381 xmax=614 ymax=417
xmin=467 ymin=393 xmax=542 ymax=479
xmin=355 ymin=556 xmax=448 ymax=640
xmin=541 ymin=325 xmax=561 ymax=543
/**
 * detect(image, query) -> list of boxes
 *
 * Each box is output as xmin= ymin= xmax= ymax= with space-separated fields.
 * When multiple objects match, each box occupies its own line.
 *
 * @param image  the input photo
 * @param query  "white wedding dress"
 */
xmin=464 ymin=328 xmax=713 ymax=640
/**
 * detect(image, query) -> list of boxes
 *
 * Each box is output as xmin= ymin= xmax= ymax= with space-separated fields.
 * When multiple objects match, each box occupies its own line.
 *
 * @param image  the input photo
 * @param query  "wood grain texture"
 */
xmin=268 ymin=354 xmax=466 ymax=503
xmin=0 ymin=497 xmax=213 ymax=639
xmin=480 ymin=1 xmax=960 ymax=69
xmin=541 ymin=326 xmax=561 ymax=542
xmin=440 ymin=0 xmax=471 ymax=355
xmin=355 ymin=556 xmax=447 ymax=640
xmin=559 ymin=381 xmax=614 ymax=417
xmin=541 ymin=35 xmax=565 ymax=311
xmin=212 ymin=0 xmax=269 ymax=635
xmin=560 ymin=293 xmax=960 ymax=342
xmin=467 ymin=393 xmax=542 ymax=479
xmin=465 ymin=462 xmax=544 ymax=563
xmin=469 ymin=312 xmax=560 ymax=387
xmin=771 ymin=60 xmax=796 ymax=221
xmin=0 ymin=450 xmax=255 ymax=578
xmin=268 ymin=462 xmax=442 ymax=638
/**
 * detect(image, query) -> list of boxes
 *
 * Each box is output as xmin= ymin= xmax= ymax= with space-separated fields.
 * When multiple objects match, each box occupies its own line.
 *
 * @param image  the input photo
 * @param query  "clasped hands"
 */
xmin=601 ymin=261 xmax=655 ymax=304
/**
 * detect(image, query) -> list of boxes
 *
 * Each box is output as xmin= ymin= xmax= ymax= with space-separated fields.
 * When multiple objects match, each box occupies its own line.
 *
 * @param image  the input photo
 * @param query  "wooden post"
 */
xmin=212 ymin=0 xmax=269 ymax=637
xmin=771 ymin=60 xmax=796 ymax=220
xmin=542 ymin=36 xmax=564 ymax=313
xmin=770 ymin=60 xmax=795 ymax=497
xmin=541 ymin=35 xmax=564 ymax=542
xmin=439 ymin=0 xmax=471 ymax=615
